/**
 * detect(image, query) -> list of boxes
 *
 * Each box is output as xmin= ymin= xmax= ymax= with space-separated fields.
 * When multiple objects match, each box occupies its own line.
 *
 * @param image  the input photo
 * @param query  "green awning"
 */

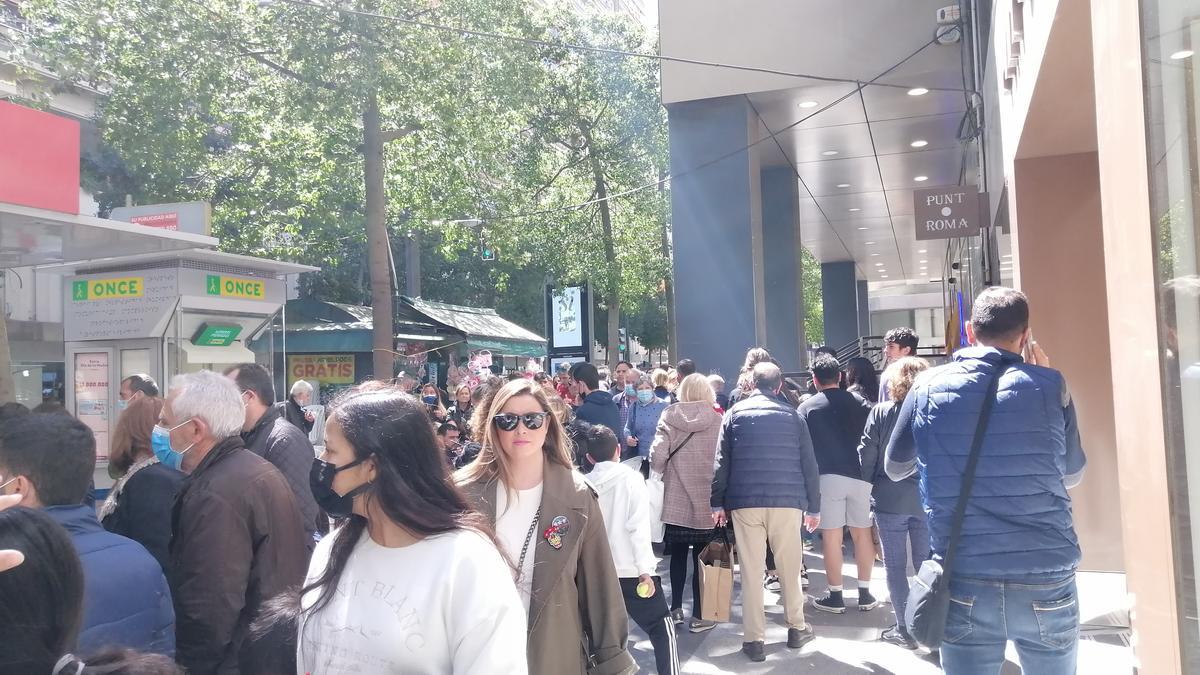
xmin=465 ymin=337 xmax=546 ymax=358
xmin=402 ymin=296 xmax=547 ymax=357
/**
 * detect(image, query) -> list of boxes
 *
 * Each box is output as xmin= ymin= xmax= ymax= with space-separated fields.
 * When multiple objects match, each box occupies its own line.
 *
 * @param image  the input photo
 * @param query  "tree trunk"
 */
xmin=580 ymin=124 xmax=621 ymax=371
xmin=661 ymin=219 xmax=677 ymax=365
xmin=364 ymin=93 xmax=394 ymax=381
xmin=0 ymin=310 xmax=14 ymax=403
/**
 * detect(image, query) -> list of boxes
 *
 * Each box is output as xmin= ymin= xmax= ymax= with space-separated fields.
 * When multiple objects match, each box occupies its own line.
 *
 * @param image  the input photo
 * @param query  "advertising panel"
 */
xmin=74 ymin=352 xmax=110 ymax=461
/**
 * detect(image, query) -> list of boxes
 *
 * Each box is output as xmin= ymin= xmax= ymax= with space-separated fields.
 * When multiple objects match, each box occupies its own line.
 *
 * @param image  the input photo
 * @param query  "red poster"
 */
xmin=0 ymin=101 xmax=80 ymax=214
xmin=130 ymin=212 xmax=180 ymax=230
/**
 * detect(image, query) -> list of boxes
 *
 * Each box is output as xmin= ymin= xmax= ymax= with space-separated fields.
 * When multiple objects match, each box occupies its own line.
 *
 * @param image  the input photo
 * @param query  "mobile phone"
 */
xmin=1023 ymin=330 xmax=1036 ymax=361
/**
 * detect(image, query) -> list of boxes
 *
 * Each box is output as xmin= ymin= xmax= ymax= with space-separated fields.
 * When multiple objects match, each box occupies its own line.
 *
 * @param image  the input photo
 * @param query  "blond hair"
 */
xmin=455 ymin=379 xmax=574 ymax=496
xmin=677 ymin=373 xmax=715 ymax=405
xmin=652 ymin=368 xmax=670 ymax=388
xmin=883 ymin=356 xmax=930 ymax=402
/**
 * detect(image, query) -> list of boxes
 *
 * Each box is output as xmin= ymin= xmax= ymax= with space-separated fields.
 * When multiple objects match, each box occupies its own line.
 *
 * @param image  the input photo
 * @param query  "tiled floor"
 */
xmin=626 ymin=547 xmax=1135 ymax=674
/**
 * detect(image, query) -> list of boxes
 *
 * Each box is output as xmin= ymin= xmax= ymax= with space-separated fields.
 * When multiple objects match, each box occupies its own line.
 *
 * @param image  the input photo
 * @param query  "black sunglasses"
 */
xmin=492 ymin=412 xmax=548 ymax=432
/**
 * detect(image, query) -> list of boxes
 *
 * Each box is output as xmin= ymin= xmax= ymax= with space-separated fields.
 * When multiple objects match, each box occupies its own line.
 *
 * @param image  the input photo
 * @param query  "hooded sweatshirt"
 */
xmin=584 ymin=461 xmax=658 ymax=578
xmin=648 ymin=401 xmax=722 ymax=530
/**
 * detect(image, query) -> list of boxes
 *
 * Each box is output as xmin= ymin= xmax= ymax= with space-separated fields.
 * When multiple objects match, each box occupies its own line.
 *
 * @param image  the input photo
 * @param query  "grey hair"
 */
xmin=169 ymin=371 xmax=245 ymax=440
xmin=635 ymin=372 xmax=655 ymax=388
xmin=290 ymin=379 xmax=314 ymax=398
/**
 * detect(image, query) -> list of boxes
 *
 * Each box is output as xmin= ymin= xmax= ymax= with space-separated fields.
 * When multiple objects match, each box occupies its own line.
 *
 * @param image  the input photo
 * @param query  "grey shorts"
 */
xmin=819 ymin=474 xmax=874 ymax=529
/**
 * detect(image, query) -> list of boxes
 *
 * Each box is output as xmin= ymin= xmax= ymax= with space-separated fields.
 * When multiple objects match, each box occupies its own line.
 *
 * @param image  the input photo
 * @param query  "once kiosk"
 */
xmin=46 ymin=248 xmax=316 ymax=490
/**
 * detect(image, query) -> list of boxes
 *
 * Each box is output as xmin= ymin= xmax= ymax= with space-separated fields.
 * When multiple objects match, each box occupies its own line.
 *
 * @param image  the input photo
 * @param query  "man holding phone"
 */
xmin=885 ymin=287 xmax=1086 ymax=674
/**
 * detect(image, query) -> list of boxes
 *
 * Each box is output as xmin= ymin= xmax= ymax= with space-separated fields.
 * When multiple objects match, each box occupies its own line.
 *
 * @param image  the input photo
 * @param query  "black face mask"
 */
xmin=309 ymin=456 xmax=371 ymax=518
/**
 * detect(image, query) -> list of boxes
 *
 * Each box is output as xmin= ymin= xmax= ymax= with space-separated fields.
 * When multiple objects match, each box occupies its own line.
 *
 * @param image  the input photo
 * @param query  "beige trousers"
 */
xmin=731 ymin=507 xmax=808 ymax=642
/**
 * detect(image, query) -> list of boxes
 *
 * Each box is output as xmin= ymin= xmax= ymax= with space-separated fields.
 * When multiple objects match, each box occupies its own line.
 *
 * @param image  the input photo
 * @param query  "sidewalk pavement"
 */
xmin=626 ymin=548 xmax=1135 ymax=674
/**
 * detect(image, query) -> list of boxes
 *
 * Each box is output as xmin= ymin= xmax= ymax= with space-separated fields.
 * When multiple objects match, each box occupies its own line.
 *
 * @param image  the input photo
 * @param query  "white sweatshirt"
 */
xmin=584 ymin=461 xmax=658 ymax=578
xmin=298 ymin=526 xmax=528 ymax=675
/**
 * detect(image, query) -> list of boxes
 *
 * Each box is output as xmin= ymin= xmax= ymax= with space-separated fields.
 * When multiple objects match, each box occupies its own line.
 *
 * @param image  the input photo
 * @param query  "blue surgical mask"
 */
xmin=636 ymin=390 xmax=654 ymax=405
xmin=624 ymin=385 xmax=635 ymax=397
xmin=422 ymin=395 xmax=439 ymax=406
xmin=116 ymin=398 xmax=129 ymax=412
xmin=151 ymin=420 xmax=196 ymax=471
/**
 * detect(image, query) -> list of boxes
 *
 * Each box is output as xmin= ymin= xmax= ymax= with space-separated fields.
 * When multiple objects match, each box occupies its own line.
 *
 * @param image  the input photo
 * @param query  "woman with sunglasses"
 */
xmin=298 ymin=386 xmax=527 ymax=674
xmin=456 ymin=379 xmax=635 ymax=675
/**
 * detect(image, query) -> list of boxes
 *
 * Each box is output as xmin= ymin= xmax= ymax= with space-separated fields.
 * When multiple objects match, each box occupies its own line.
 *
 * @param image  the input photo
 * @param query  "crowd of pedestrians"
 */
xmin=0 ymin=286 xmax=1088 ymax=674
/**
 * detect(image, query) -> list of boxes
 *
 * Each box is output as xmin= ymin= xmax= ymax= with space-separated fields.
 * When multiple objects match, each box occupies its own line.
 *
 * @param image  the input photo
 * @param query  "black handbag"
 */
xmin=905 ymin=364 xmax=1007 ymax=649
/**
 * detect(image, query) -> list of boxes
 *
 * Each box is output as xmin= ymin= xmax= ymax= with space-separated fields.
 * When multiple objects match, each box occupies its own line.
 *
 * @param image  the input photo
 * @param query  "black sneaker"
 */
xmin=880 ymin=624 xmax=917 ymax=649
xmin=858 ymin=589 xmax=879 ymax=611
xmin=787 ymin=626 xmax=815 ymax=649
xmin=812 ymin=591 xmax=846 ymax=614
xmin=742 ymin=640 xmax=766 ymax=662
xmin=669 ymin=608 xmax=684 ymax=626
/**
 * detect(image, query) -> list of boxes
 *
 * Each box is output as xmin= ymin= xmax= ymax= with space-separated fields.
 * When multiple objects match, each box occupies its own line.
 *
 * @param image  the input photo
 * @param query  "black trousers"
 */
xmin=619 ymin=577 xmax=679 ymax=675
xmin=667 ymin=542 xmax=703 ymax=618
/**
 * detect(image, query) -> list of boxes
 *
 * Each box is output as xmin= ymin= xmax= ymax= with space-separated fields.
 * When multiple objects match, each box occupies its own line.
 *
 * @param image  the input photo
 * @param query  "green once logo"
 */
xmin=72 ymin=281 xmax=88 ymax=301
xmin=206 ymin=275 xmax=221 ymax=295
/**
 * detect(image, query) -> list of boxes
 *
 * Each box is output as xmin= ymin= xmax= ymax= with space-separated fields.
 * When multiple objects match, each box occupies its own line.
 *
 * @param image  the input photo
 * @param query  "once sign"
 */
xmin=913 ymin=187 xmax=984 ymax=241
xmin=206 ymin=274 xmax=266 ymax=300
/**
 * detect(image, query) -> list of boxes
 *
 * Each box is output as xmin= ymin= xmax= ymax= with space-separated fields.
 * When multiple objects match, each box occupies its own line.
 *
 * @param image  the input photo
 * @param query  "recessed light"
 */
xmin=911 ymin=140 xmax=928 ymax=148
xmin=930 ymin=278 xmax=942 ymax=282
xmin=908 ymin=87 xmax=929 ymax=96
xmin=1171 ymin=49 xmax=1195 ymax=60
xmin=799 ymin=100 xmax=819 ymax=108
xmin=918 ymin=249 xmax=927 ymax=253
xmin=919 ymin=259 xmax=927 ymax=263
xmin=871 ymin=253 xmax=881 ymax=256
xmin=881 ymin=275 xmax=889 ymax=279
xmin=848 ymin=207 xmax=861 ymax=212
xmin=857 ymin=226 xmax=869 ymax=230
xmin=915 ymin=175 xmax=929 ymax=182
xmin=1002 ymin=253 xmax=1012 ymax=258
xmin=822 ymin=150 xmax=839 ymax=156
xmin=837 ymin=183 xmax=851 ymax=188
xmin=865 ymin=241 xmax=876 ymax=245
xmin=875 ymin=262 xmax=885 ymax=266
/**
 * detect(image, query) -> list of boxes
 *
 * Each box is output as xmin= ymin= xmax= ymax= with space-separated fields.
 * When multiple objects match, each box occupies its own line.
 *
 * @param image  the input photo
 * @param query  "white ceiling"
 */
xmin=745 ymin=59 xmax=976 ymax=287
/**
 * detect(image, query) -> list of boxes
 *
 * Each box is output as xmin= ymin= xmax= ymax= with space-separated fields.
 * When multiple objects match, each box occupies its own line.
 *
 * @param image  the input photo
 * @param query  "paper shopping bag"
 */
xmin=697 ymin=531 xmax=735 ymax=623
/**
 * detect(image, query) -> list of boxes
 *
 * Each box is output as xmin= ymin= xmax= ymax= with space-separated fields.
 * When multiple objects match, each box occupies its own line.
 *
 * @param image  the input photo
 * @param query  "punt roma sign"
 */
xmin=913 ymin=186 xmax=984 ymax=241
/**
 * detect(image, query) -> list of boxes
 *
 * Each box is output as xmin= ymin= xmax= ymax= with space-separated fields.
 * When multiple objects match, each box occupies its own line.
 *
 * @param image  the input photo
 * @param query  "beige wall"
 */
xmin=1011 ymin=152 xmax=1123 ymax=572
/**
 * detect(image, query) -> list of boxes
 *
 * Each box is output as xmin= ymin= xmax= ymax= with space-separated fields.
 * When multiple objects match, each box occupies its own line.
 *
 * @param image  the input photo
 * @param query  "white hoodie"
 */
xmin=584 ymin=461 xmax=659 ymax=578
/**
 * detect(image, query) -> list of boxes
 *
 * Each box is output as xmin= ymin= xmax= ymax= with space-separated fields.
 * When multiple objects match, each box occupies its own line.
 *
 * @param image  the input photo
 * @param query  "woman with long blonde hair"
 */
xmin=456 ymin=379 xmax=635 ymax=675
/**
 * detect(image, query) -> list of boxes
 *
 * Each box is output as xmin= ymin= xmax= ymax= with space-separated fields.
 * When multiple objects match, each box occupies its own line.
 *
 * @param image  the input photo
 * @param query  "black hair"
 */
xmin=302 ymin=388 xmax=500 ymax=617
xmin=810 ymin=354 xmax=843 ymax=386
xmin=241 ymin=590 xmax=300 ymax=675
xmin=436 ymin=420 xmax=460 ymax=436
xmin=566 ymin=418 xmax=595 ymax=472
xmin=32 ymin=402 xmax=70 ymax=416
xmin=583 ymin=424 xmax=619 ymax=466
xmin=69 ymin=648 xmax=184 ymax=674
xmin=569 ymin=362 xmax=601 ymax=391
xmin=883 ymin=327 xmax=919 ymax=353
xmin=0 ymin=414 xmax=95 ymax=506
xmin=224 ymin=363 xmax=276 ymax=405
xmin=814 ymin=345 xmax=839 ymax=359
xmin=0 ymin=402 xmax=30 ymax=424
xmin=844 ymin=357 xmax=880 ymax=403
xmin=0 ymin=507 xmax=85 ymax=673
xmin=970 ymin=287 xmax=1030 ymax=342
xmin=676 ymin=358 xmax=697 ymax=378
xmin=121 ymin=374 xmax=160 ymax=398
xmin=617 ymin=360 xmax=633 ymax=369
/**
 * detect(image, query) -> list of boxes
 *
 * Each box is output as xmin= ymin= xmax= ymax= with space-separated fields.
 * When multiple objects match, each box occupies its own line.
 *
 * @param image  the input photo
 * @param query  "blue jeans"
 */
xmin=941 ymin=574 xmax=1079 ymax=675
xmin=875 ymin=512 xmax=929 ymax=630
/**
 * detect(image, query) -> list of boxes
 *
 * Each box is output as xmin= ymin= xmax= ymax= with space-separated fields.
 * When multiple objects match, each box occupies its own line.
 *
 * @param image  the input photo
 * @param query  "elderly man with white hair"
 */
xmin=277 ymin=378 xmax=316 ymax=434
xmin=160 ymin=370 xmax=308 ymax=675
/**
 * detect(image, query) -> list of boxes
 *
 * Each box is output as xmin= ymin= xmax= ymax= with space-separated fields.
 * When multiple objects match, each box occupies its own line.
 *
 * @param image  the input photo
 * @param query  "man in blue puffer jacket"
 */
xmin=0 ymin=413 xmax=175 ymax=657
xmin=886 ymin=287 xmax=1086 ymax=674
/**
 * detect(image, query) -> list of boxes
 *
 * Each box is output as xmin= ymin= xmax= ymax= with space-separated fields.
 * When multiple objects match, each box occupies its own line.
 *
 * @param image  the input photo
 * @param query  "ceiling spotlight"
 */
xmin=837 ymin=183 xmax=851 ymax=188
xmin=911 ymin=140 xmax=928 ymax=148
xmin=822 ymin=150 xmax=839 ymax=156
xmin=875 ymin=262 xmax=885 ymax=266
xmin=1171 ymin=49 xmax=1195 ymax=60
xmin=919 ymin=259 xmax=928 ymax=263
xmin=918 ymin=249 xmax=927 ymax=253
xmin=881 ymin=275 xmax=889 ymax=279
xmin=908 ymin=87 xmax=929 ymax=96
xmin=865 ymin=241 xmax=876 ymax=245
xmin=799 ymin=100 xmax=819 ymax=108
xmin=857 ymin=226 xmax=869 ymax=230
xmin=915 ymin=175 xmax=929 ymax=182
xmin=871 ymin=252 xmax=881 ymax=256
xmin=848 ymin=207 xmax=861 ymax=212
xmin=1002 ymin=253 xmax=1012 ymax=258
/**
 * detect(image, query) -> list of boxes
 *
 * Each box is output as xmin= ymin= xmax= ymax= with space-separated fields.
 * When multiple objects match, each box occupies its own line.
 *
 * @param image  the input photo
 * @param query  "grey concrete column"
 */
xmin=668 ymin=96 xmax=760 ymax=381
xmin=761 ymin=167 xmax=802 ymax=372
xmin=856 ymin=279 xmax=870 ymax=338
xmin=821 ymin=261 xmax=859 ymax=349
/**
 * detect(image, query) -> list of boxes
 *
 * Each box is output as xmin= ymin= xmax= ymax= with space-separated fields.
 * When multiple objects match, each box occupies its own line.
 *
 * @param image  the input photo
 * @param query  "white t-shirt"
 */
xmin=298 ymin=525 xmax=528 ymax=675
xmin=494 ymin=482 xmax=543 ymax=614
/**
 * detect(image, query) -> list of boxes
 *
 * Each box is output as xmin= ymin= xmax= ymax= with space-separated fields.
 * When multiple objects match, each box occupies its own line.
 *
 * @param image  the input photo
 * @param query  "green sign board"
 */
xmin=191 ymin=323 xmax=243 ymax=347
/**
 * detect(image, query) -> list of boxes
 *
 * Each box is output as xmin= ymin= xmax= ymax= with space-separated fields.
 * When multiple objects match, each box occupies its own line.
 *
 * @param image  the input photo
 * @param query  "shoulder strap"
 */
xmin=942 ymin=364 xmax=1008 ymax=575
xmin=665 ymin=432 xmax=697 ymax=467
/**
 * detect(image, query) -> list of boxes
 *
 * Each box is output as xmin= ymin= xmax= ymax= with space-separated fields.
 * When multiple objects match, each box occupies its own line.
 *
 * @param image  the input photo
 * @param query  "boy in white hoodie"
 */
xmin=581 ymin=424 xmax=679 ymax=675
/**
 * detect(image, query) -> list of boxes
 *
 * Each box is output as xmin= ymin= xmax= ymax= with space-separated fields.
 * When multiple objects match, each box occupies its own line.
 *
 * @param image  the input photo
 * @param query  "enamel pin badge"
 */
xmin=544 ymin=515 xmax=570 ymax=550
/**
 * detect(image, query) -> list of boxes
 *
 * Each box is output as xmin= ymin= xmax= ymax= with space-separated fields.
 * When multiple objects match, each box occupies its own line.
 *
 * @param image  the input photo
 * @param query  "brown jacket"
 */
xmin=460 ymin=462 xmax=637 ymax=675
xmin=169 ymin=437 xmax=309 ymax=674
xmin=649 ymin=401 xmax=723 ymax=530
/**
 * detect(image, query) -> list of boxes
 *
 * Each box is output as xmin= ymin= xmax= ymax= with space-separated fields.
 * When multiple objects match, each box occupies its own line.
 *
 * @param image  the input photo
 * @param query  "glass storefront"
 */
xmin=1140 ymin=0 xmax=1200 ymax=668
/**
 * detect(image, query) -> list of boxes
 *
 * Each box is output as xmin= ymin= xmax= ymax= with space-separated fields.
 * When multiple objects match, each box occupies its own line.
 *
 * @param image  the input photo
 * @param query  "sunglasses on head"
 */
xmin=492 ymin=412 xmax=548 ymax=431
